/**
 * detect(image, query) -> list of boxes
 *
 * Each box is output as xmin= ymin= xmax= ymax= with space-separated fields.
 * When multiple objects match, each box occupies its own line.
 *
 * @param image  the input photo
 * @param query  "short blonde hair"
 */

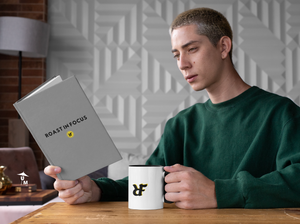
xmin=170 ymin=8 xmax=233 ymax=62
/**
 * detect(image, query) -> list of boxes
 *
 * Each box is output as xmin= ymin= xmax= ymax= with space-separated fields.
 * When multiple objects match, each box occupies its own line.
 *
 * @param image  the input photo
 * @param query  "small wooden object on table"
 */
xmin=7 ymin=184 xmax=37 ymax=193
xmin=0 ymin=189 xmax=58 ymax=205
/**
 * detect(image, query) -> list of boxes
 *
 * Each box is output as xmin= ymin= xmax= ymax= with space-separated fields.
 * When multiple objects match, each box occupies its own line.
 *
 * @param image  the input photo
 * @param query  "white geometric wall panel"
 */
xmin=47 ymin=0 xmax=300 ymax=180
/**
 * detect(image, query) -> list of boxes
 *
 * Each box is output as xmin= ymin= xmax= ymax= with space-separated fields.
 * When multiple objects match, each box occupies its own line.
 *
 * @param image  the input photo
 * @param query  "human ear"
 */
xmin=219 ymin=36 xmax=232 ymax=59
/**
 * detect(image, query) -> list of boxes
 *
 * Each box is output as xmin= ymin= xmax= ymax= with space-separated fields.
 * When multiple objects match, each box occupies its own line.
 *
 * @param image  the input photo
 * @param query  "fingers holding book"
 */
xmin=44 ymin=165 xmax=101 ymax=204
xmin=44 ymin=165 xmax=61 ymax=180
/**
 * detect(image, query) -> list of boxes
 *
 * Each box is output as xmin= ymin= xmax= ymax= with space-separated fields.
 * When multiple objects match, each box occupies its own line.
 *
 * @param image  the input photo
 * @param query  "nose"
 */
xmin=178 ymin=54 xmax=191 ymax=71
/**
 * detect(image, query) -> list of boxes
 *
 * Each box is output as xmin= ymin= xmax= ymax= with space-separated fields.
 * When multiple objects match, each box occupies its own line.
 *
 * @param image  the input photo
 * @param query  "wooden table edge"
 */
xmin=10 ymin=202 xmax=300 ymax=223
xmin=11 ymin=202 xmax=57 ymax=224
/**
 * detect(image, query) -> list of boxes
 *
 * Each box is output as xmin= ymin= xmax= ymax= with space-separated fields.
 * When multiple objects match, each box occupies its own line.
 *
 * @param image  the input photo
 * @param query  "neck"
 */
xmin=206 ymin=65 xmax=251 ymax=104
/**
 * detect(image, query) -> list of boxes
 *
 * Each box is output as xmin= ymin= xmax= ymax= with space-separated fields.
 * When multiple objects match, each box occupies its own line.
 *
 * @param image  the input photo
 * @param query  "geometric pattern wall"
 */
xmin=47 ymin=0 xmax=300 ymax=179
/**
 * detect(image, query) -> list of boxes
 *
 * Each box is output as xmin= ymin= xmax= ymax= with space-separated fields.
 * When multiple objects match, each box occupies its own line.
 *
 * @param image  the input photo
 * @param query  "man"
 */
xmin=45 ymin=7 xmax=300 ymax=209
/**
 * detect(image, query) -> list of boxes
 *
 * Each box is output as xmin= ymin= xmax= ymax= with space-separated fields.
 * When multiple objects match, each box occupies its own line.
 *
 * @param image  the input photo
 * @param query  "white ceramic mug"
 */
xmin=128 ymin=165 xmax=166 ymax=210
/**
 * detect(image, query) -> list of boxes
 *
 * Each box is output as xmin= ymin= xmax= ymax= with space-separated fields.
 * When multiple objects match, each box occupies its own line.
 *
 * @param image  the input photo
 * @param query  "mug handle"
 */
xmin=164 ymin=171 xmax=173 ymax=203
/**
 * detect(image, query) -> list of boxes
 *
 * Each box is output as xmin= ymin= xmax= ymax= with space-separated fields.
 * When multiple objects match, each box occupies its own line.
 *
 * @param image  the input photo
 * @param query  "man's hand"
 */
xmin=164 ymin=164 xmax=217 ymax=209
xmin=44 ymin=165 xmax=101 ymax=205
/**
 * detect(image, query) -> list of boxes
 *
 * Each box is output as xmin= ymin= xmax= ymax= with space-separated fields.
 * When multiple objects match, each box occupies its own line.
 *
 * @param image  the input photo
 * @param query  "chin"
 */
xmin=191 ymin=85 xmax=205 ymax=92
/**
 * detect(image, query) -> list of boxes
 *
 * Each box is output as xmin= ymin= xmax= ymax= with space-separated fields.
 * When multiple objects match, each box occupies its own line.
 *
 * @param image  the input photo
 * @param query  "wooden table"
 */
xmin=12 ymin=202 xmax=300 ymax=223
xmin=0 ymin=197 xmax=64 ymax=224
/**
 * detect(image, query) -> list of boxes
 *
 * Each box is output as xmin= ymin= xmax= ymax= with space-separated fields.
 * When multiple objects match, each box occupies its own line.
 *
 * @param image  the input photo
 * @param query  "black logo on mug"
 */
xmin=133 ymin=184 xmax=148 ymax=196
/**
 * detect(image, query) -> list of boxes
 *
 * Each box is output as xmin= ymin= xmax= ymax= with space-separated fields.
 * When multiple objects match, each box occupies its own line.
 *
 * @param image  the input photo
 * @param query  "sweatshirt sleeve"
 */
xmin=215 ymin=116 xmax=300 ymax=208
xmin=93 ymin=177 xmax=128 ymax=201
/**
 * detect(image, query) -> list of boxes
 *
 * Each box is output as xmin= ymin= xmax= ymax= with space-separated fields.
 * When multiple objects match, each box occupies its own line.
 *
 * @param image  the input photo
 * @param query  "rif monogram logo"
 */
xmin=133 ymin=184 xmax=148 ymax=196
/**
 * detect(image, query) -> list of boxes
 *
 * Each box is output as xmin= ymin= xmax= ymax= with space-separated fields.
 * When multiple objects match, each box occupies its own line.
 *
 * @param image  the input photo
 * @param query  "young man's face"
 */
xmin=171 ymin=24 xmax=224 ymax=92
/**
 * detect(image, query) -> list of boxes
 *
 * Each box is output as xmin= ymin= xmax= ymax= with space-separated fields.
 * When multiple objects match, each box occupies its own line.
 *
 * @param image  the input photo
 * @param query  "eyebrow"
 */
xmin=171 ymin=40 xmax=200 ymax=53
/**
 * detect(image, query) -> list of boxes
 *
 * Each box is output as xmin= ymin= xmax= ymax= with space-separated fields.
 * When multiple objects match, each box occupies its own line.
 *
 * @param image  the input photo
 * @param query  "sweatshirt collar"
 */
xmin=205 ymin=86 xmax=260 ymax=112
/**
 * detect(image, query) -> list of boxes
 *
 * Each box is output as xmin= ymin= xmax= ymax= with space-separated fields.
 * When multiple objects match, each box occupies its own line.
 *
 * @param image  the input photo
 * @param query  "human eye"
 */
xmin=188 ymin=47 xmax=198 ymax=53
xmin=173 ymin=54 xmax=180 ymax=60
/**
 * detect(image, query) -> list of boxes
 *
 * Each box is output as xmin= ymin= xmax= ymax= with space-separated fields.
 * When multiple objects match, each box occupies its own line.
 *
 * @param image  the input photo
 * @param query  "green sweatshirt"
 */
xmin=94 ymin=86 xmax=300 ymax=208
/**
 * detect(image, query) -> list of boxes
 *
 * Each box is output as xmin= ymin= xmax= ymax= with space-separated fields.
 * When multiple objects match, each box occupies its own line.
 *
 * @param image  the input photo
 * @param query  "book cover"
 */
xmin=13 ymin=75 xmax=122 ymax=180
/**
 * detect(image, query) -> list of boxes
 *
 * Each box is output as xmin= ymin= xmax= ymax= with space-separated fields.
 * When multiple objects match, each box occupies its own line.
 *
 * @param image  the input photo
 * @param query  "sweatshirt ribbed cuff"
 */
xmin=93 ymin=177 xmax=117 ymax=201
xmin=92 ymin=177 xmax=128 ymax=201
xmin=215 ymin=179 xmax=245 ymax=208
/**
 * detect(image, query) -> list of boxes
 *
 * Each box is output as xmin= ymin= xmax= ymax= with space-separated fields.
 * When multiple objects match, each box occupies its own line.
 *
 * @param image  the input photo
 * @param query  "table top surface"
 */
xmin=13 ymin=202 xmax=300 ymax=224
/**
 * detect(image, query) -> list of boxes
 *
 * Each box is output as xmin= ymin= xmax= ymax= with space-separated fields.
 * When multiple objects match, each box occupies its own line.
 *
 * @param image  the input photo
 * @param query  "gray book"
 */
xmin=14 ymin=75 xmax=122 ymax=180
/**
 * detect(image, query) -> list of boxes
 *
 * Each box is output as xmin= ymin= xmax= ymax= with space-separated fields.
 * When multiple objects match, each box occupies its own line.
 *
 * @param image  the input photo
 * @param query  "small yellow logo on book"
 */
xmin=67 ymin=131 xmax=74 ymax=138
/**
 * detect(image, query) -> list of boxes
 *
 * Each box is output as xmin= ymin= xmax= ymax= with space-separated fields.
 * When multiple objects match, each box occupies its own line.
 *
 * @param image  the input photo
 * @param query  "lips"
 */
xmin=186 ymin=74 xmax=198 ymax=83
